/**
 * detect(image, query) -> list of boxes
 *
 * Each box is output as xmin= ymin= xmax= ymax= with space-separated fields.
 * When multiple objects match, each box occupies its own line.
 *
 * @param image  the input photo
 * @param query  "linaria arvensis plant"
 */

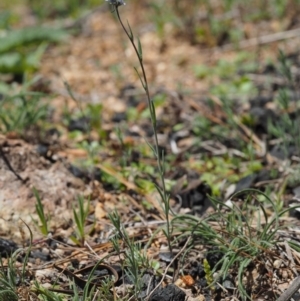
xmin=106 ymin=0 xmax=173 ymax=258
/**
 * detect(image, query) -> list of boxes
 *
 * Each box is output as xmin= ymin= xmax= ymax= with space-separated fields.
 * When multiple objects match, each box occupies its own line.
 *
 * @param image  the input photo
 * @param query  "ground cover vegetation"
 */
xmin=1 ymin=0 xmax=300 ymax=300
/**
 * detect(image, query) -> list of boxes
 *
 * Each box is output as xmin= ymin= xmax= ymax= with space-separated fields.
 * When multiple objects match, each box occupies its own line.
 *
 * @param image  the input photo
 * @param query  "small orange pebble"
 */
xmin=136 ymin=101 xmax=147 ymax=113
xmin=6 ymin=131 xmax=20 ymax=139
xmin=181 ymin=275 xmax=195 ymax=287
xmin=123 ymin=136 xmax=135 ymax=146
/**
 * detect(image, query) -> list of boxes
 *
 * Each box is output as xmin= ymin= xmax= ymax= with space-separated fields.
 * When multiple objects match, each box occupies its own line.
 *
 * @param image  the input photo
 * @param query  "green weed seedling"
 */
xmin=172 ymin=188 xmax=300 ymax=300
xmin=0 ymin=26 xmax=67 ymax=75
xmin=0 ymin=255 xmax=19 ymax=301
xmin=34 ymin=263 xmax=101 ymax=301
xmin=33 ymin=282 xmax=65 ymax=301
xmin=0 ymin=90 xmax=49 ymax=134
xmin=203 ymin=258 xmax=214 ymax=292
xmin=32 ymin=188 xmax=50 ymax=236
xmin=0 ymin=15 xmax=67 ymax=135
xmin=0 ymin=222 xmax=33 ymax=301
xmin=64 ymin=81 xmax=104 ymax=135
xmin=109 ymin=210 xmax=161 ymax=299
xmin=268 ymin=50 xmax=300 ymax=156
xmin=70 ymin=195 xmax=93 ymax=246
xmin=109 ymin=210 xmax=142 ymax=298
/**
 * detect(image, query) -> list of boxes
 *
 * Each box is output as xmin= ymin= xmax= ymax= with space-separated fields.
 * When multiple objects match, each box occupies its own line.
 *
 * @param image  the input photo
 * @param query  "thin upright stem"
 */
xmin=115 ymin=7 xmax=172 ymax=253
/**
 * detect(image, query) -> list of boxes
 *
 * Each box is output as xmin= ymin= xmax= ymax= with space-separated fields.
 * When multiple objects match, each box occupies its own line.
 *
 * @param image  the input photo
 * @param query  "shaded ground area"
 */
xmin=2 ymin=1 xmax=300 ymax=300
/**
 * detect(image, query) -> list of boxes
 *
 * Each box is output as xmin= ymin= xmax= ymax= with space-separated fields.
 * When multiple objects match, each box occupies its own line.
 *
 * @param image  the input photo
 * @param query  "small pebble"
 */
xmin=282 ymin=270 xmax=288 ymax=279
xmin=273 ymin=259 xmax=282 ymax=269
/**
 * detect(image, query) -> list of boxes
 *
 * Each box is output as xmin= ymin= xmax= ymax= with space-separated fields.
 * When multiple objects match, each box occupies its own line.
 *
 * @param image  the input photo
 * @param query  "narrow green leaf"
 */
xmin=154 ymin=183 xmax=165 ymax=206
xmin=145 ymin=139 xmax=157 ymax=156
xmin=127 ymin=20 xmax=134 ymax=41
xmin=238 ymin=258 xmax=252 ymax=300
xmin=33 ymin=188 xmax=48 ymax=235
xmin=0 ymin=290 xmax=18 ymax=301
xmin=70 ymin=235 xmax=81 ymax=246
xmin=73 ymin=208 xmax=81 ymax=231
xmin=137 ymin=37 xmax=143 ymax=60
xmin=150 ymin=101 xmax=157 ymax=127
xmin=134 ymin=67 xmax=146 ymax=89
xmin=0 ymin=115 xmax=10 ymax=131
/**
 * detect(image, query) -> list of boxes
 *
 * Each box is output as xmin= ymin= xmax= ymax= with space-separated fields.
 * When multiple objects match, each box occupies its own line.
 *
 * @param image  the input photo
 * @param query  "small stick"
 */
xmin=0 ymin=144 xmax=27 ymax=183
xmin=210 ymin=27 xmax=300 ymax=52
xmin=277 ymin=276 xmax=300 ymax=301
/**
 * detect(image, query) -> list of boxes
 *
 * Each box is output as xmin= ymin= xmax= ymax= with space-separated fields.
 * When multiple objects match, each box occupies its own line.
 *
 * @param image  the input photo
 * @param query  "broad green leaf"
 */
xmin=0 ymin=26 xmax=67 ymax=54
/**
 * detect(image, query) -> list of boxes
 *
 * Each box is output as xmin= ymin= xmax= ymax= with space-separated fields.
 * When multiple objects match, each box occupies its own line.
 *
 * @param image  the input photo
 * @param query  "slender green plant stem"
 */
xmin=115 ymin=7 xmax=172 ymax=253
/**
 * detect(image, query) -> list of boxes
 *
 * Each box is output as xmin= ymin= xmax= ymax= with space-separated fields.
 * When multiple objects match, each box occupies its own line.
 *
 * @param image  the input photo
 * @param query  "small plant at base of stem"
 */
xmin=70 ymin=195 xmax=92 ymax=246
xmin=106 ymin=0 xmax=173 ymax=257
xmin=109 ymin=210 xmax=143 ymax=298
xmin=32 ymin=188 xmax=50 ymax=236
